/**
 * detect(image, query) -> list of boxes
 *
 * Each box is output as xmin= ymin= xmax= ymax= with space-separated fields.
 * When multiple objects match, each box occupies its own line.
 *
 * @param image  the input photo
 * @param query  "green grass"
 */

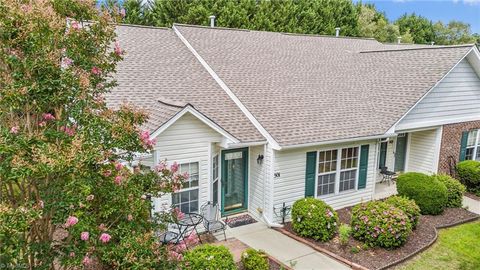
xmin=397 ymin=221 xmax=480 ymax=270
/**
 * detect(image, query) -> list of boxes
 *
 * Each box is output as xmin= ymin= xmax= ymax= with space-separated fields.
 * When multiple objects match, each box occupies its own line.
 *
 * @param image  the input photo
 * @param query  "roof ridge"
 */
xmin=174 ymin=23 xmax=380 ymax=41
xmin=114 ymin=22 xmax=170 ymax=30
xmin=360 ymin=44 xmax=475 ymax=54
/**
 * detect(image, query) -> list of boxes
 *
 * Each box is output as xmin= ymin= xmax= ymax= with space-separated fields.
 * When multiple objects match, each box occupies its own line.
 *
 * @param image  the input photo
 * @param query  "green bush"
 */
xmin=396 ymin=172 xmax=448 ymax=215
xmin=338 ymin=224 xmax=352 ymax=245
xmin=351 ymin=201 xmax=412 ymax=248
xmin=241 ymin=248 xmax=269 ymax=270
xmin=291 ymin=198 xmax=338 ymax=241
xmin=183 ymin=245 xmax=236 ymax=270
xmin=456 ymin=160 xmax=480 ymax=191
xmin=385 ymin=196 xmax=421 ymax=229
xmin=435 ymin=174 xmax=466 ymax=208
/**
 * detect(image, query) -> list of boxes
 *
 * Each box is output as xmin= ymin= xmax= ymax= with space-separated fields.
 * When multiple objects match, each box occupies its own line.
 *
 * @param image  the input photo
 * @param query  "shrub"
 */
xmin=385 ymin=196 xmax=421 ymax=229
xmin=396 ymin=172 xmax=448 ymax=215
xmin=351 ymin=201 xmax=412 ymax=248
xmin=338 ymin=224 xmax=352 ymax=245
xmin=183 ymin=245 xmax=236 ymax=270
xmin=456 ymin=160 xmax=480 ymax=191
xmin=242 ymin=248 xmax=269 ymax=270
xmin=291 ymin=198 xmax=338 ymax=241
xmin=435 ymin=174 xmax=466 ymax=208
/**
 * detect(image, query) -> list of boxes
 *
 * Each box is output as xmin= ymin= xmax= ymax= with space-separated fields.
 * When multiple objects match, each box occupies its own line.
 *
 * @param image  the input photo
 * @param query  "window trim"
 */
xmin=171 ymin=161 xmax=201 ymax=213
xmin=315 ymin=146 xmax=360 ymax=198
xmin=466 ymin=129 xmax=480 ymax=161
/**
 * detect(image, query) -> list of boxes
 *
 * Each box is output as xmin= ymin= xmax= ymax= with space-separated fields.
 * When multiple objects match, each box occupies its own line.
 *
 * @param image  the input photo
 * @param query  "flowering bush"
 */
xmin=242 ymin=248 xmax=269 ymax=270
xmin=396 ymin=173 xmax=448 ymax=215
xmin=182 ymin=244 xmax=236 ymax=270
xmin=0 ymin=1 xmax=184 ymax=268
xmin=385 ymin=196 xmax=421 ymax=229
xmin=351 ymin=201 xmax=412 ymax=248
xmin=434 ymin=174 xmax=466 ymax=208
xmin=456 ymin=160 xmax=480 ymax=193
xmin=291 ymin=198 xmax=338 ymax=241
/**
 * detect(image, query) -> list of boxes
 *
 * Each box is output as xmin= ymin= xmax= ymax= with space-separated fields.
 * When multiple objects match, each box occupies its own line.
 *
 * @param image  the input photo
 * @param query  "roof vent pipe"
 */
xmin=335 ymin=27 xmax=340 ymax=37
xmin=431 ymin=41 xmax=435 ymax=46
xmin=209 ymin=15 xmax=216 ymax=28
xmin=397 ymin=36 xmax=402 ymax=44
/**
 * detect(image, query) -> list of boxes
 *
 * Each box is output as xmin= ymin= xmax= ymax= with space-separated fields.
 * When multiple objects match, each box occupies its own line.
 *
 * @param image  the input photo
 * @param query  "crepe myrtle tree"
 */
xmin=0 ymin=0 xmax=185 ymax=268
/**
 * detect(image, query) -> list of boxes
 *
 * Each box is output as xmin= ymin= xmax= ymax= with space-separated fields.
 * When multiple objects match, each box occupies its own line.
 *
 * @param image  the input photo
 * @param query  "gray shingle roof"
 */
xmin=174 ymin=25 xmax=473 ymax=146
xmin=107 ymin=25 xmax=264 ymax=142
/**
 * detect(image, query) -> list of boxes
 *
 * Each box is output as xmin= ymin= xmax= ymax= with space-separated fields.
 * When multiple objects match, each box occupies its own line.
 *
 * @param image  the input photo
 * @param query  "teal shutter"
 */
xmin=358 ymin=145 xmax=369 ymax=189
xmin=459 ymin=131 xmax=469 ymax=161
xmin=378 ymin=142 xmax=387 ymax=169
xmin=305 ymin=151 xmax=317 ymax=197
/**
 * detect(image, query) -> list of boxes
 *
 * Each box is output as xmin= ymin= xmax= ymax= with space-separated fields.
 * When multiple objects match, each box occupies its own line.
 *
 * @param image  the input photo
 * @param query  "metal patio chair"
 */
xmin=380 ymin=166 xmax=396 ymax=186
xmin=200 ymin=201 xmax=227 ymax=241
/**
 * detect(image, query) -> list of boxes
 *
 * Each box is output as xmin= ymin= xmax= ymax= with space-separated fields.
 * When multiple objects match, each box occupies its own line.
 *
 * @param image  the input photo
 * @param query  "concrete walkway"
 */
xmin=224 ymin=222 xmax=350 ymax=270
xmin=463 ymin=196 xmax=480 ymax=214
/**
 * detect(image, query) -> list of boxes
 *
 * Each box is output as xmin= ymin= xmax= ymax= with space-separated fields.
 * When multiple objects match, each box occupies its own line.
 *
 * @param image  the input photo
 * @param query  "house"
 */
xmin=108 ymin=23 xmax=480 ymax=225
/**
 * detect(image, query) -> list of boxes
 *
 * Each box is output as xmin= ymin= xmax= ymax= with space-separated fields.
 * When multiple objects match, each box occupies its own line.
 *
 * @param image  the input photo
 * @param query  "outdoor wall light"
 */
xmin=257 ymin=154 xmax=264 ymax=164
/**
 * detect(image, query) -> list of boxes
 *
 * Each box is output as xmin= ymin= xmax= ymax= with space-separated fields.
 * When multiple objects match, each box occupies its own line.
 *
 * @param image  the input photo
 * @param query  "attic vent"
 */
xmin=335 ymin=27 xmax=340 ymax=37
xmin=209 ymin=15 xmax=216 ymax=28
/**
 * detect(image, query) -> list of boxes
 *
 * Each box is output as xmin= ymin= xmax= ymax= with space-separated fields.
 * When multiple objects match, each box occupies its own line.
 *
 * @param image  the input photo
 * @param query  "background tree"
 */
xmin=434 ymin=20 xmax=477 ymax=45
xmin=394 ymin=13 xmax=435 ymax=44
xmin=0 ymin=0 xmax=184 ymax=268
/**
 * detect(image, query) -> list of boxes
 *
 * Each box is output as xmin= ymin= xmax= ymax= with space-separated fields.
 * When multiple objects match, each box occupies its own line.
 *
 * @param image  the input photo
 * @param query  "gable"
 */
xmin=396 ymin=56 xmax=480 ymax=131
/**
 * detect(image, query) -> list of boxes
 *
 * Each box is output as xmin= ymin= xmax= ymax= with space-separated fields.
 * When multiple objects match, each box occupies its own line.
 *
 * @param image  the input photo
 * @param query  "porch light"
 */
xmin=257 ymin=154 xmax=264 ymax=164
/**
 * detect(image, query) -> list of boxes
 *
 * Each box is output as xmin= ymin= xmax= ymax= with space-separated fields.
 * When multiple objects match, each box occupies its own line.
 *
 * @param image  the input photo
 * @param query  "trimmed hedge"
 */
xmin=291 ymin=198 xmax=338 ymax=241
xmin=183 ymin=245 xmax=236 ymax=270
xmin=396 ymin=172 xmax=448 ymax=215
xmin=435 ymin=174 xmax=466 ymax=208
xmin=241 ymin=248 xmax=269 ymax=270
xmin=385 ymin=196 xmax=421 ymax=229
xmin=456 ymin=160 xmax=480 ymax=191
xmin=351 ymin=201 xmax=412 ymax=248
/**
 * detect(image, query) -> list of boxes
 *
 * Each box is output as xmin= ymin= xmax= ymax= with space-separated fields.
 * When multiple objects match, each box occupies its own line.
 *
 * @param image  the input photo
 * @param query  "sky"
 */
xmin=355 ymin=0 xmax=480 ymax=33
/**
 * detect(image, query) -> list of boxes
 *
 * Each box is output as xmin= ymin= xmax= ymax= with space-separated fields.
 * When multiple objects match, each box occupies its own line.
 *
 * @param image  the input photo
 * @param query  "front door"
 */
xmin=221 ymin=148 xmax=248 ymax=215
xmin=395 ymin=134 xmax=408 ymax=172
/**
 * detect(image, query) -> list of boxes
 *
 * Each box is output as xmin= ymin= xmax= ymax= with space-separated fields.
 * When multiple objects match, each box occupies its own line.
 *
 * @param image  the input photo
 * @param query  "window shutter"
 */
xmin=459 ymin=131 xmax=469 ymax=161
xmin=305 ymin=151 xmax=317 ymax=197
xmin=358 ymin=144 xmax=369 ymax=189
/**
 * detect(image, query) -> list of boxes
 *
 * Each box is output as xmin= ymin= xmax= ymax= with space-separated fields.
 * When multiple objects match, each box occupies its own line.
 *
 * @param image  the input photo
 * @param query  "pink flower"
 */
xmin=91 ymin=66 xmax=102 ymax=75
xmin=61 ymin=57 xmax=73 ymax=69
xmin=10 ymin=126 xmax=19 ymax=134
xmin=99 ymin=233 xmax=111 ymax=243
xmin=38 ymin=121 xmax=46 ymax=127
xmin=127 ymin=214 xmax=133 ymax=221
xmin=103 ymin=170 xmax=112 ymax=177
xmin=82 ymin=256 xmax=91 ymax=265
xmin=119 ymin=8 xmax=126 ymax=17
xmin=115 ymin=162 xmax=123 ymax=171
xmin=114 ymin=42 xmax=124 ymax=56
xmin=173 ymin=207 xmax=185 ymax=220
xmin=98 ymin=223 xmax=107 ymax=231
xmin=86 ymin=194 xmax=94 ymax=201
xmin=114 ymin=175 xmax=122 ymax=185
xmin=81 ymin=231 xmax=89 ymax=241
xmin=71 ymin=21 xmax=81 ymax=30
xmin=38 ymin=200 xmax=44 ymax=209
xmin=170 ymin=162 xmax=179 ymax=173
xmin=42 ymin=113 xmax=55 ymax=121
xmin=60 ymin=125 xmax=76 ymax=136
xmin=65 ymin=216 xmax=78 ymax=228
xmin=69 ymin=252 xmax=75 ymax=257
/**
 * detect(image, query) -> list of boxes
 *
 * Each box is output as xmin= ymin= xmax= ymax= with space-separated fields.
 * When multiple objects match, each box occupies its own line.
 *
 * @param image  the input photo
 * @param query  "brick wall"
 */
xmin=438 ymin=120 xmax=480 ymax=175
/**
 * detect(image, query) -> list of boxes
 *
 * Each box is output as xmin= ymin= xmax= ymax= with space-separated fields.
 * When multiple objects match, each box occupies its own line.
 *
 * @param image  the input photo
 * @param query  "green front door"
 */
xmin=395 ymin=134 xmax=408 ymax=172
xmin=221 ymin=148 xmax=248 ymax=215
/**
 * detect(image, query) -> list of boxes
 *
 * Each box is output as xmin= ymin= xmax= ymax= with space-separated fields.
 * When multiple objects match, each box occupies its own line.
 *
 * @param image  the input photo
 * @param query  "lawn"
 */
xmin=397 ymin=221 xmax=480 ymax=270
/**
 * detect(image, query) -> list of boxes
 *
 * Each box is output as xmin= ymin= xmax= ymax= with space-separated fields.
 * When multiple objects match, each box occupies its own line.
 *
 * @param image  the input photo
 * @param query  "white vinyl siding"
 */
xmin=151 ymin=113 xmax=222 ymax=214
xmin=397 ymin=58 xmax=480 ymax=130
xmin=248 ymin=145 xmax=266 ymax=220
xmin=272 ymin=140 xmax=376 ymax=223
xmin=406 ymin=129 xmax=439 ymax=174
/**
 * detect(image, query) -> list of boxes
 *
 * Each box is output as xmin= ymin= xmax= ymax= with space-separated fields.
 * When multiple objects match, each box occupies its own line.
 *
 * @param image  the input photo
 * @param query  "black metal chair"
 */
xmin=200 ymin=201 xmax=227 ymax=241
xmin=380 ymin=166 xmax=396 ymax=186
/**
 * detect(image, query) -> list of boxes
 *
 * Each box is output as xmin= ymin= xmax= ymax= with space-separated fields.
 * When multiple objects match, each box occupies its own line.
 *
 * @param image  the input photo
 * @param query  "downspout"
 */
xmin=262 ymin=144 xmax=283 ymax=228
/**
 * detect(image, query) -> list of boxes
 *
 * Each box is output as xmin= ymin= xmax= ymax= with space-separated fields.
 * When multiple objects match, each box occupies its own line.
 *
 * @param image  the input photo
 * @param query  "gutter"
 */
xmin=280 ymin=133 xmax=397 ymax=150
xmin=263 ymin=213 xmax=283 ymax=228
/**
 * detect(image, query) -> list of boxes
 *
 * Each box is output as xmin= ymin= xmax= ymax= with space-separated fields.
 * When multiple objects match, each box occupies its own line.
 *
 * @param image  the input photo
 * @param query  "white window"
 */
xmin=466 ymin=129 xmax=480 ymax=161
xmin=317 ymin=147 xmax=359 ymax=196
xmin=172 ymin=162 xmax=199 ymax=213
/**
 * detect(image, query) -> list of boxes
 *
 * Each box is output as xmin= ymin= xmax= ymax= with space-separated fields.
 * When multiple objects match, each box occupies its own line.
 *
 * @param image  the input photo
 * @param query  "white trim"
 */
xmin=404 ymin=134 xmax=412 ymax=171
xmin=433 ymin=126 xmax=443 ymax=173
xmin=396 ymin=115 xmax=480 ymax=132
xmin=281 ymin=134 xmax=395 ymax=150
xmin=150 ymin=105 xmax=239 ymax=144
xmin=388 ymin=46 xmax=475 ymax=133
xmin=207 ymin=143 xmax=212 ymax=202
xmin=219 ymin=140 xmax=267 ymax=149
xmin=172 ymin=25 xmax=281 ymax=150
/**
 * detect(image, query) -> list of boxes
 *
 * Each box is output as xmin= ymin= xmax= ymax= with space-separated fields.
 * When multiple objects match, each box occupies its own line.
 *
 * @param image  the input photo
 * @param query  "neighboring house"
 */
xmin=108 ymin=23 xmax=480 ymax=225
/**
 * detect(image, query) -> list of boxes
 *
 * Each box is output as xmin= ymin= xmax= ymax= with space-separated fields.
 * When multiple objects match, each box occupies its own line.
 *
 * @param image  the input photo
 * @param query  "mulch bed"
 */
xmin=278 ymin=207 xmax=478 ymax=270
xmin=465 ymin=192 xmax=480 ymax=201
